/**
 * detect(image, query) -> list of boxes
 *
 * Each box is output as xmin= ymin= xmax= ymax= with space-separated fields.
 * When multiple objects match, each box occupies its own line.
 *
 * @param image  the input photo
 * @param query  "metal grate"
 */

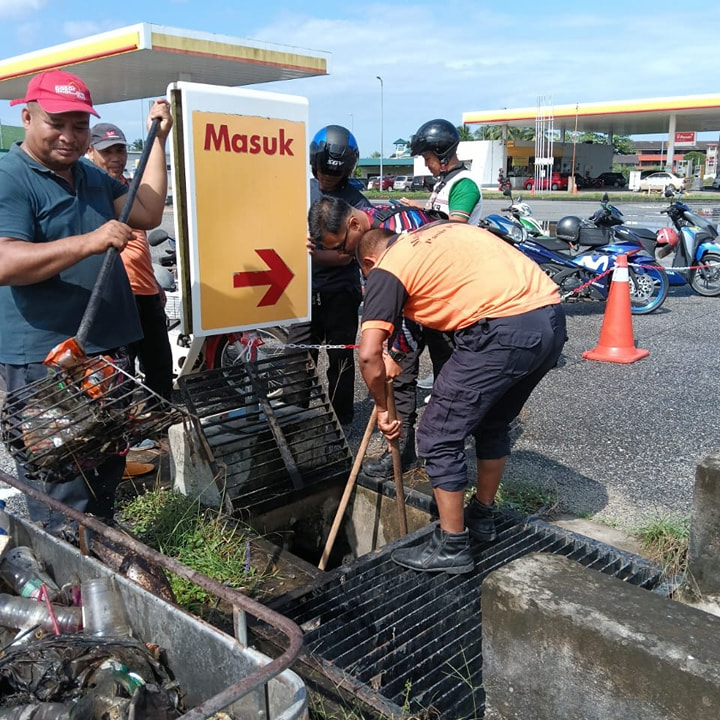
xmin=262 ymin=513 xmax=665 ymax=720
xmin=178 ymin=349 xmax=352 ymax=516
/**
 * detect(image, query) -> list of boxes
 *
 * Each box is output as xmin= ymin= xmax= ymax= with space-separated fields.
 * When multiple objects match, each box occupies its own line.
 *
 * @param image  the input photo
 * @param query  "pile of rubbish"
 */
xmin=0 ymin=501 xmax=186 ymax=720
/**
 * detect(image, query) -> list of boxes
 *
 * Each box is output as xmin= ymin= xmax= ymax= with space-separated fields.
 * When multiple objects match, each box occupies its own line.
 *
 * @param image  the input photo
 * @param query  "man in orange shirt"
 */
xmin=357 ymin=222 xmax=566 ymax=574
xmin=87 ymin=123 xmax=173 ymax=404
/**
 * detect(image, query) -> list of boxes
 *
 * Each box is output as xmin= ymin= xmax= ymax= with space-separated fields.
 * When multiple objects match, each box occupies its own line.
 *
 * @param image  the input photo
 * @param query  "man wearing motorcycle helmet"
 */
xmin=283 ymin=125 xmax=370 ymax=427
xmin=406 ymin=118 xmax=483 ymax=224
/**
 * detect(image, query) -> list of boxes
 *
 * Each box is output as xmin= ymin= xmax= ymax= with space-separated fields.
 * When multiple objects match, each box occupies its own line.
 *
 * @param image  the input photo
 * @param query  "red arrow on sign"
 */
xmin=232 ymin=249 xmax=294 ymax=307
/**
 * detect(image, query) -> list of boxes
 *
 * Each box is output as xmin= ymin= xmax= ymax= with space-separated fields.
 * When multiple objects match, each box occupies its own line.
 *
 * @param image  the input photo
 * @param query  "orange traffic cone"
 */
xmin=582 ymin=254 xmax=649 ymax=364
xmin=572 ymin=179 xmax=578 ymax=196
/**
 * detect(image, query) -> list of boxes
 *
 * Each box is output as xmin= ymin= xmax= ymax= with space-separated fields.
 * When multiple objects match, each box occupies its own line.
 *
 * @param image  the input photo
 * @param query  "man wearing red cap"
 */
xmin=0 ymin=69 xmax=173 ymax=533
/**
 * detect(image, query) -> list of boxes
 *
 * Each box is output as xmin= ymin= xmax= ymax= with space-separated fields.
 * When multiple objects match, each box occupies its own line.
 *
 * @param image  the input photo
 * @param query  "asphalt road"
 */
xmin=3 ymin=199 xmax=720 ymax=532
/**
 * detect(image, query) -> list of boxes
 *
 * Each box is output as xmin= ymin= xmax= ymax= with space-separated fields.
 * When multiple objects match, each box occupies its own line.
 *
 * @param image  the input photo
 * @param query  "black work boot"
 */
xmin=392 ymin=525 xmax=474 ymax=574
xmin=362 ymin=425 xmax=417 ymax=478
xmin=464 ymin=497 xmax=497 ymax=542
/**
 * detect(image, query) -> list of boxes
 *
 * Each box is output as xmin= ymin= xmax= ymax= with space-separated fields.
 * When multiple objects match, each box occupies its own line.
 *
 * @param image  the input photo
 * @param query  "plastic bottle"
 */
xmin=0 ymin=546 xmax=61 ymax=602
xmin=0 ymin=593 xmax=82 ymax=634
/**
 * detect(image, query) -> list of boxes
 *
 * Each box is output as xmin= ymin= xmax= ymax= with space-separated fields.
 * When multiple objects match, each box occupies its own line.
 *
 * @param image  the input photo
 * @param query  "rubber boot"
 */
xmin=464 ymin=497 xmax=498 ymax=542
xmin=391 ymin=525 xmax=474 ymax=574
xmin=362 ymin=425 xmax=417 ymax=478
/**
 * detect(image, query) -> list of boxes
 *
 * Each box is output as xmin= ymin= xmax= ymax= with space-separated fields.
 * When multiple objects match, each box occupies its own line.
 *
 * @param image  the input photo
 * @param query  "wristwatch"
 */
xmin=387 ymin=348 xmax=406 ymax=363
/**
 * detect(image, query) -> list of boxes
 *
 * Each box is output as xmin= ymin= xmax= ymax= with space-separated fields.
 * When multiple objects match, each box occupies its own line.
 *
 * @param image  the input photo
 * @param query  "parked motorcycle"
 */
xmin=147 ymin=229 xmax=289 ymax=383
xmin=582 ymin=194 xmax=685 ymax=288
xmin=655 ymin=189 xmax=720 ymax=297
xmin=481 ymin=211 xmax=669 ymax=315
xmin=501 ymin=188 xmax=548 ymax=237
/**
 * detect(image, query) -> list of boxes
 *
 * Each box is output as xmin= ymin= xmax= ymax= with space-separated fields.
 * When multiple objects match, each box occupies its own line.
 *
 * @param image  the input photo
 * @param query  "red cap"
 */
xmin=10 ymin=70 xmax=99 ymax=117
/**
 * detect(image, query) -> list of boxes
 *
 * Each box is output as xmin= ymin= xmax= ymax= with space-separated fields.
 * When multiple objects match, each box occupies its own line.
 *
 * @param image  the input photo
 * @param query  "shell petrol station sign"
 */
xmin=169 ymin=81 xmax=310 ymax=337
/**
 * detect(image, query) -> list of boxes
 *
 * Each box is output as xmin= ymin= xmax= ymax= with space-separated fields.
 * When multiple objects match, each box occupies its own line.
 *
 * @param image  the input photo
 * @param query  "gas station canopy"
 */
xmin=463 ymin=95 xmax=720 ymax=137
xmin=0 ymin=23 xmax=329 ymax=105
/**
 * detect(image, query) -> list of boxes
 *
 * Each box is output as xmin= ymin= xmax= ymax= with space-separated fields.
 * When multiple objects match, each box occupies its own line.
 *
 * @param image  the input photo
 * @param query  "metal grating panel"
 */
xmin=178 ymin=349 xmax=352 ymax=516
xmin=262 ymin=513 xmax=665 ymax=720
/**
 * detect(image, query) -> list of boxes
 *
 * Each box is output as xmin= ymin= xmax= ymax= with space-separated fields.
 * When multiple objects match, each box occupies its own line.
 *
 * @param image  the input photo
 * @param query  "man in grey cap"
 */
xmin=87 ymin=122 xmax=174 ymax=407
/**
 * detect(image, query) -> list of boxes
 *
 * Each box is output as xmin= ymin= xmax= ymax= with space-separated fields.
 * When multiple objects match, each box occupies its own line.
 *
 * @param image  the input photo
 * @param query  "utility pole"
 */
xmin=376 ymin=76 xmax=384 ymax=185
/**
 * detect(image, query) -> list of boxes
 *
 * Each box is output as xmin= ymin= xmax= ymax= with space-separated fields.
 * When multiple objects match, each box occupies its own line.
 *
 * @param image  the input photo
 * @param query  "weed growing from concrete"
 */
xmin=634 ymin=514 xmax=689 ymax=578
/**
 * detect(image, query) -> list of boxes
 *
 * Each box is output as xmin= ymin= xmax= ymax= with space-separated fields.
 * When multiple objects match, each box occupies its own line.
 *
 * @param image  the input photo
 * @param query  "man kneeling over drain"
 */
xmin=357 ymin=222 xmax=566 ymax=574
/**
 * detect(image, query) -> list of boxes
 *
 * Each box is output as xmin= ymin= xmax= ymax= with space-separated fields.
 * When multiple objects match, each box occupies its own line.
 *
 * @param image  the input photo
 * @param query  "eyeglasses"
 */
xmin=321 ymin=222 xmax=350 ymax=254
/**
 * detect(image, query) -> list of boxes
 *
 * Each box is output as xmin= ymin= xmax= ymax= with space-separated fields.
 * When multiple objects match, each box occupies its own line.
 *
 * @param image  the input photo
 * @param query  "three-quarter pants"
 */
xmin=417 ymin=304 xmax=566 ymax=492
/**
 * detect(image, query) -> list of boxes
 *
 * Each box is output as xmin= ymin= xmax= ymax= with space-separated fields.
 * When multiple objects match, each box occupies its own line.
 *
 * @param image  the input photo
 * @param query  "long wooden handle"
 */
xmin=385 ymin=378 xmax=408 ymax=536
xmin=75 ymin=118 xmax=161 ymax=350
xmin=318 ymin=407 xmax=378 ymax=570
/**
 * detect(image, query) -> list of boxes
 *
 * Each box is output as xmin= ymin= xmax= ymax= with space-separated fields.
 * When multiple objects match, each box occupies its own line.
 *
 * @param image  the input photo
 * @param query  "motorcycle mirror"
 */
xmin=663 ymin=187 xmax=675 ymax=198
xmin=601 ymin=192 xmax=609 ymax=204
xmin=502 ymin=187 xmax=512 ymax=198
xmin=148 ymin=227 xmax=170 ymax=247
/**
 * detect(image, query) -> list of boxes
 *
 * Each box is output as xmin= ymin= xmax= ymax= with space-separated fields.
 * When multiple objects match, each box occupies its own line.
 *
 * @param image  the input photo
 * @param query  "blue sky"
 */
xmin=1 ymin=0 xmax=719 ymax=152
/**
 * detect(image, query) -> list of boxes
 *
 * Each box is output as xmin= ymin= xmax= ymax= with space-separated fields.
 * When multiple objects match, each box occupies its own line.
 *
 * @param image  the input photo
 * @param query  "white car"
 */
xmin=638 ymin=171 xmax=687 ymax=193
xmin=393 ymin=175 xmax=413 ymax=191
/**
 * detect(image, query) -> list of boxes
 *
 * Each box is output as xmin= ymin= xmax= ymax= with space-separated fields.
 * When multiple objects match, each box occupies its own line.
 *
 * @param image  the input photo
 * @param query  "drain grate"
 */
xmin=178 ymin=349 xmax=352 ymax=516
xmin=262 ymin=513 xmax=666 ymax=720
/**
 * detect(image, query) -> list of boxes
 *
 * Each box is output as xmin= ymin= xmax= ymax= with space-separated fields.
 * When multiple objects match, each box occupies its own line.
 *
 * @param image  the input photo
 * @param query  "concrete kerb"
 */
xmin=482 ymin=552 xmax=720 ymax=720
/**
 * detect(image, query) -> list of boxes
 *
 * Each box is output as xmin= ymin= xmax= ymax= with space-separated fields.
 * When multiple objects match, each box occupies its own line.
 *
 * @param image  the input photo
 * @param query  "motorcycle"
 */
xmin=147 ymin=228 xmax=289 ymax=384
xmin=655 ymin=189 xmax=720 ymax=297
xmin=481 ymin=210 xmax=669 ymax=315
xmin=585 ymin=193 xmax=685 ymax=287
xmin=501 ymin=188 xmax=548 ymax=237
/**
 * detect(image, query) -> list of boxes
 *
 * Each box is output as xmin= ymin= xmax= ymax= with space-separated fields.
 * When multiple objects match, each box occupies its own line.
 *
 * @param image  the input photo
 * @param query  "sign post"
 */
xmin=169 ymin=81 xmax=310 ymax=337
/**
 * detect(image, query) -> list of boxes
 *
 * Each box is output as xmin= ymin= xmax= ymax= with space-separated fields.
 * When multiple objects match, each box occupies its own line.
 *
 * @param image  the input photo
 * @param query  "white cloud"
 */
xmin=0 ymin=0 xmax=46 ymax=18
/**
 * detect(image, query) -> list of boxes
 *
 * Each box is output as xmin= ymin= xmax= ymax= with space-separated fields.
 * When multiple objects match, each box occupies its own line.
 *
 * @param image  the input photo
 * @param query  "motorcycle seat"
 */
xmin=577 ymin=226 xmax=613 ymax=247
xmin=531 ymin=236 xmax=574 ymax=252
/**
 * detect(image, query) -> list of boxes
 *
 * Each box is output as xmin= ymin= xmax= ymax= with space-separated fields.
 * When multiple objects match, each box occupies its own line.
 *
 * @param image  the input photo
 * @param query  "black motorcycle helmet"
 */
xmin=409 ymin=119 xmax=460 ymax=164
xmin=309 ymin=125 xmax=359 ymax=178
xmin=556 ymin=215 xmax=582 ymax=242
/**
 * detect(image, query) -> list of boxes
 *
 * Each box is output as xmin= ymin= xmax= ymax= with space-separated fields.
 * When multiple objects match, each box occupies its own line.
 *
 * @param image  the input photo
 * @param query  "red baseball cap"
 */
xmin=10 ymin=69 xmax=99 ymax=117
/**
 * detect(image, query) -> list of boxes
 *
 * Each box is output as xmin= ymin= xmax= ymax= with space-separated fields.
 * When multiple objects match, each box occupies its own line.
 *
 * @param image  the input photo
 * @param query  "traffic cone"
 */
xmin=582 ymin=254 xmax=649 ymax=364
xmin=572 ymin=180 xmax=578 ymax=196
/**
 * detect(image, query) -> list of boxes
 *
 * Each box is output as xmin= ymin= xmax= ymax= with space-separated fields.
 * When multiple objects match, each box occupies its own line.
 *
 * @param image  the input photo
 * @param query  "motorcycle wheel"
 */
xmin=627 ymin=261 xmax=668 ymax=314
xmin=214 ymin=327 xmax=289 ymax=396
xmin=690 ymin=252 xmax=720 ymax=297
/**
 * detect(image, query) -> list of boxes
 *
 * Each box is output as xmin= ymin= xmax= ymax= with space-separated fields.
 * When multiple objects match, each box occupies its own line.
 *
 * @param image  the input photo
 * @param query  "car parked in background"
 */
xmin=368 ymin=175 xmax=395 ymax=191
xmin=393 ymin=175 xmax=413 ymax=191
xmin=523 ymin=172 xmax=568 ymax=191
xmin=638 ymin=171 xmax=688 ymax=193
xmin=594 ymin=172 xmax=627 ymax=187
xmin=410 ymin=175 xmax=437 ymax=192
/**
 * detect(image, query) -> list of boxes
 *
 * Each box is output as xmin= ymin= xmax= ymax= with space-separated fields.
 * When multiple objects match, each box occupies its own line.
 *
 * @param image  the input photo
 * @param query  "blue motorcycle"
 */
xmin=585 ymin=194 xmax=685 ymax=288
xmin=481 ymin=211 xmax=669 ymax=315
xmin=655 ymin=189 xmax=720 ymax=297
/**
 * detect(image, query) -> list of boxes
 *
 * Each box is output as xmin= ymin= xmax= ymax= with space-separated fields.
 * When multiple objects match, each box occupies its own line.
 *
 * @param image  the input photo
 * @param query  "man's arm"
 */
xmin=447 ymin=178 xmax=481 ymax=223
xmin=358 ymin=326 xmax=401 ymax=440
xmin=114 ymin=99 xmax=173 ymax=230
xmin=0 ymin=222 xmax=133 ymax=286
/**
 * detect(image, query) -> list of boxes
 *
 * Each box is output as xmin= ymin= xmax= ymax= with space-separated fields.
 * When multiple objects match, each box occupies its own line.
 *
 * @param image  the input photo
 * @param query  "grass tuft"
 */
xmin=118 ymin=488 xmax=273 ymax=616
xmin=634 ymin=515 xmax=689 ymax=578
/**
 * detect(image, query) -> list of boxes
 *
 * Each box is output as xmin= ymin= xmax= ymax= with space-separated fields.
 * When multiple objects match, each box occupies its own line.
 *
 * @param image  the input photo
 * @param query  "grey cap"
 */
xmin=90 ymin=123 xmax=127 ymax=150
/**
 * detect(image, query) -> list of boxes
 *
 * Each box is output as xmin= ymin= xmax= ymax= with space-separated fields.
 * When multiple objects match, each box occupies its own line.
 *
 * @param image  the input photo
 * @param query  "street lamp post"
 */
xmin=376 ymin=75 xmax=384 ymax=186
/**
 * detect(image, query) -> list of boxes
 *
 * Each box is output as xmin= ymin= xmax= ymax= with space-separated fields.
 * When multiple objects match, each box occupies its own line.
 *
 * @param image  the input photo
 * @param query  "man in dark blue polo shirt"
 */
xmin=0 ymin=69 xmax=172 ymax=532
